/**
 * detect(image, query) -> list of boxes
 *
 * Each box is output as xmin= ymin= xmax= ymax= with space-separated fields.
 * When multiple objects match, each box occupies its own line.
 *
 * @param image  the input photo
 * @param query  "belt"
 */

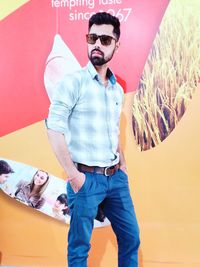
xmin=77 ymin=163 xmax=120 ymax=176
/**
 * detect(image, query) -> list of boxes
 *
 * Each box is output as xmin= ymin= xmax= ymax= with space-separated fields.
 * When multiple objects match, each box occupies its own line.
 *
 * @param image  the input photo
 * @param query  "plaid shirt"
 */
xmin=46 ymin=61 xmax=124 ymax=167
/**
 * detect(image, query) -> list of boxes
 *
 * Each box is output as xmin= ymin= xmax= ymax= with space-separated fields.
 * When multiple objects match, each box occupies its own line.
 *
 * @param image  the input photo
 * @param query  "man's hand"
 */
xmin=68 ymin=171 xmax=86 ymax=193
xmin=120 ymin=164 xmax=128 ymax=175
xmin=118 ymin=142 xmax=128 ymax=175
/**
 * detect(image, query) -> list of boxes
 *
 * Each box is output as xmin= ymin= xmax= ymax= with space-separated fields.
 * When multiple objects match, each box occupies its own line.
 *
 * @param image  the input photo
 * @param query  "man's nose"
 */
xmin=94 ymin=38 xmax=102 ymax=47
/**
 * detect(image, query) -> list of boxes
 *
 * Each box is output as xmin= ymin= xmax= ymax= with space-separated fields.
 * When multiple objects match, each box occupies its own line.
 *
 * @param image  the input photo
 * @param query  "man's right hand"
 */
xmin=68 ymin=171 xmax=86 ymax=193
xmin=47 ymin=130 xmax=87 ymax=193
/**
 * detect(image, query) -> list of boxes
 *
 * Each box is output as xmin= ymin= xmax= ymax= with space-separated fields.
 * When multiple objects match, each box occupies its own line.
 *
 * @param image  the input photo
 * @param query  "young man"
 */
xmin=46 ymin=12 xmax=140 ymax=267
xmin=0 ymin=160 xmax=14 ymax=185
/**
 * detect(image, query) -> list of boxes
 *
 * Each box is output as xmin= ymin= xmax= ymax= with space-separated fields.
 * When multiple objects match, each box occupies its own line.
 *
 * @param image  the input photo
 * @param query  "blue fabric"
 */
xmin=67 ymin=169 xmax=140 ymax=267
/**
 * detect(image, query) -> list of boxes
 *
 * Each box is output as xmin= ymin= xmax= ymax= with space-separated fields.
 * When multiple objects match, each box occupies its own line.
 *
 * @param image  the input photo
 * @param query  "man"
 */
xmin=0 ymin=160 xmax=14 ymax=185
xmin=46 ymin=12 xmax=140 ymax=267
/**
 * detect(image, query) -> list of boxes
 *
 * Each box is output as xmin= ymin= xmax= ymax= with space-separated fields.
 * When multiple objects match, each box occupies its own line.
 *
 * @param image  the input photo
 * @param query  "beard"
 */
xmin=90 ymin=56 xmax=106 ymax=66
xmin=89 ymin=49 xmax=114 ymax=66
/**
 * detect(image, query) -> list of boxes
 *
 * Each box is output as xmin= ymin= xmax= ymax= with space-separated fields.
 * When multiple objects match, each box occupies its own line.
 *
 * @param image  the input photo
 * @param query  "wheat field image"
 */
xmin=132 ymin=0 xmax=200 ymax=151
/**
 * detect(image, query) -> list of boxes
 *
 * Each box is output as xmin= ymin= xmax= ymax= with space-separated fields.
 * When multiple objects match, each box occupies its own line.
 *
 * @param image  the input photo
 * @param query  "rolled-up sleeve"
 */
xmin=45 ymin=74 xmax=80 ymax=134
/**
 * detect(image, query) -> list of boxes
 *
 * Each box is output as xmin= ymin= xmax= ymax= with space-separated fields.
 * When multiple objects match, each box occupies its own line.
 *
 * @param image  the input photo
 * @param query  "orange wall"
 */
xmin=0 ymin=86 xmax=200 ymax=266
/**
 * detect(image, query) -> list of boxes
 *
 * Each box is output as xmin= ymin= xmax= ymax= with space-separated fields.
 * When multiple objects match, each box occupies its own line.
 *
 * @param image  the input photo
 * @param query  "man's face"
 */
xmin=87 ymin=24 xmax=119 ymax=66
xmin=0 ymin=173 xmax=10 ymax=184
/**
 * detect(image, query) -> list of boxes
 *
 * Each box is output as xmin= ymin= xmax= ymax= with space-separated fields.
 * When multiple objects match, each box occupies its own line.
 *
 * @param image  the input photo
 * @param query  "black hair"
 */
xmin=0 ymin=160 xmax=14 ymax=175
xmin=57 ymin=193 xmax=70 ymax=215
xmin=57 ymin=193 xmax=68 ymax=205
xmin=89 ymin=12 xmax=120 ymax=40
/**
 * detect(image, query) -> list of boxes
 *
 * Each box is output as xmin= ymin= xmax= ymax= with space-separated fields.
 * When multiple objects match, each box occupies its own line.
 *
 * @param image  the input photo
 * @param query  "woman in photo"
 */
xmin=0 ymin=160 xmax=14 ymax=185
xmin=52 ymin=193 xmax=70 ymax=223
xmin=14 ymin=170 xmax=50 ymax=209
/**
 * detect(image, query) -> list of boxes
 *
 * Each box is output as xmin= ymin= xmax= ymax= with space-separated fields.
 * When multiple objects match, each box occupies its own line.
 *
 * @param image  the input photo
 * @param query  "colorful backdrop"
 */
xmin=0 ymin=0 xmax=200 ymax=266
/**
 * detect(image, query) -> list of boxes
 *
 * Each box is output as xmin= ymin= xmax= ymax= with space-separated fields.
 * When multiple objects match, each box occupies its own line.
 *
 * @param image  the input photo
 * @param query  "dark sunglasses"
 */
xmin=86 ymin=34 xmax=117 ymax=46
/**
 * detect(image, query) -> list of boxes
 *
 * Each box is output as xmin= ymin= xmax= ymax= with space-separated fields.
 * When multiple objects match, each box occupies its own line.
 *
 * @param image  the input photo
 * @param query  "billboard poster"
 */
xmin=0 ymin=0 xmax=200 ymax=266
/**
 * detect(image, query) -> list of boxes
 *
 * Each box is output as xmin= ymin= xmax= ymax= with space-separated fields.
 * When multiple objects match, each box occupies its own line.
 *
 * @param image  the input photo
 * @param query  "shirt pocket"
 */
xmin=110 ymin=95 xmax=123 ymax=127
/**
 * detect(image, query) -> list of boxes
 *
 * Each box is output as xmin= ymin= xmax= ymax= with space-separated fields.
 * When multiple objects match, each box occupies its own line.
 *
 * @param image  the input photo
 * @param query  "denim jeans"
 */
xmin=67 ymin=169 xmax=140 ymax=267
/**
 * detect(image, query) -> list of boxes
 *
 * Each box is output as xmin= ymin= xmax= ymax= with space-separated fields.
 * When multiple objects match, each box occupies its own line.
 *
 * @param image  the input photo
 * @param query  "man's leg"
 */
xmin=67 ymin=172 xmax=107 ymax=267
xmin=103 ymin=169 xmax=140 ymax=267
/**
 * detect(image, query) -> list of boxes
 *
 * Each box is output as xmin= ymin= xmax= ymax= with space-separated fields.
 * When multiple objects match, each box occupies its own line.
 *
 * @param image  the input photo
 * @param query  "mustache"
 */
xmin=91 ymin=49 xmax=104 ymax=56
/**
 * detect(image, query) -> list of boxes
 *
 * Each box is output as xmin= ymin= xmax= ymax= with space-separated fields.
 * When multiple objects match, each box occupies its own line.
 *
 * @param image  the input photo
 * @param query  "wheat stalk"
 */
xmin=132 ymin=0 xmax=200 ymax=151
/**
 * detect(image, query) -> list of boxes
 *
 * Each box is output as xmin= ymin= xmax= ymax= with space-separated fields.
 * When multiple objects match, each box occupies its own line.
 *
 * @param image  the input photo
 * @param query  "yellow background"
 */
xmin=1 ymin=87 xmax=200 ymax=266
xmin=0 ymin=0 xmax=29 ymax=21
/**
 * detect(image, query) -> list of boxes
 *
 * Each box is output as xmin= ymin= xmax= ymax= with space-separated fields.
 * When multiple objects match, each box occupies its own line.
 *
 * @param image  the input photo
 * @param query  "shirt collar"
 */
xmin=86 ymin=61 xmax=117 ymax=85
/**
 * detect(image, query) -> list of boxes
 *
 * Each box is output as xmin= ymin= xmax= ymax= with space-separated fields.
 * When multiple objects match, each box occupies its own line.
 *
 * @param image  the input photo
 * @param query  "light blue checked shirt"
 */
xmin=46 ymin=61 xmax=124 ymax=167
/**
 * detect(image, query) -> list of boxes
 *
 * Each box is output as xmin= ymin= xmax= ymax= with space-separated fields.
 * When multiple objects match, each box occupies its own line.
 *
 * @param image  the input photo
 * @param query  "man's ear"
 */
xmin=115 ymin=41 xmax=120 ymax=52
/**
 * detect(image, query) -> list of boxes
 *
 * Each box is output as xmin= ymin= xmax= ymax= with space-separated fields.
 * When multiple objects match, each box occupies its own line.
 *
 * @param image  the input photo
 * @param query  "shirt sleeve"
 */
xmin=118 ymin=83 xmax=125 ymax=107
xmin=14 ymin=180 xmax=24 ymax=196
xmin=45 ymin=73 xmax=81 ymax=134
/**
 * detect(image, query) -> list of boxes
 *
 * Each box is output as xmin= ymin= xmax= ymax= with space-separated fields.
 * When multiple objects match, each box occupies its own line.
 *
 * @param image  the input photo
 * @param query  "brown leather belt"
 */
xmin=77 ymin=163 xmax=120 ymax=176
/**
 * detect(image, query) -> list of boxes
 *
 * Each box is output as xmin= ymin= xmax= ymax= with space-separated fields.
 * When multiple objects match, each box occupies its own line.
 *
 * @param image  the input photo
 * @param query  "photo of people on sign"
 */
xmin=0 ymin=158 xmax=110 ymax=227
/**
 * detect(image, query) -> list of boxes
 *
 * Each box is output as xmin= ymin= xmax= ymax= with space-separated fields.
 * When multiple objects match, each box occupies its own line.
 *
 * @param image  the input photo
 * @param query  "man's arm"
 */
xmin=47 ymin=129 xmax=85 ymax=192
xmin=117 ymin=141 xmax=127 ymax=174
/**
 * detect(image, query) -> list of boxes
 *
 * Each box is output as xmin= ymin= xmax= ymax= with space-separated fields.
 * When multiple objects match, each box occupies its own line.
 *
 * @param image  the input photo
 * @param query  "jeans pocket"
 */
xmin=119 ymin=168 xmax=128 ymax=177
xmin=68 ymin=172 xmax=90 ymax=195
xmin=118 ymin=169 xmax=129 ymax=183
xmin=76 ymin=173 xmax=88 ymax=194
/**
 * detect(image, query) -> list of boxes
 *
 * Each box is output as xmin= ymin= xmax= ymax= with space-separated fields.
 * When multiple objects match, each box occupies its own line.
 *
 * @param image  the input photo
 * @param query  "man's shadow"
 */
xmin=88 ymin=226 xmax=144 ymax=267
xmin=88 ymin=226 xmax=117 ymax=266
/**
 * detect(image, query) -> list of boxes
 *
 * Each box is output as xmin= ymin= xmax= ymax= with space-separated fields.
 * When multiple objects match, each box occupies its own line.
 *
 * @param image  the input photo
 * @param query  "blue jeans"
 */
xmin=67 ymin=169 xmax=140 ymax=267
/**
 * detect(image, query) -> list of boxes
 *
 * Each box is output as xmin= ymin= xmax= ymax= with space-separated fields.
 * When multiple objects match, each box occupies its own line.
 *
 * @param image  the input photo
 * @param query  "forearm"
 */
xmin=117 ymin=142 xmax=127 ymax=173
xmin=47 ymin=129 xmax=79 ymax=179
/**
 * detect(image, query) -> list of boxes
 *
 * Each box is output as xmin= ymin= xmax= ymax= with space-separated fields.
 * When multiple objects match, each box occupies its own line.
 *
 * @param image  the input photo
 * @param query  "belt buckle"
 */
xmin=104 ymin=166 xmax=110 ymax=176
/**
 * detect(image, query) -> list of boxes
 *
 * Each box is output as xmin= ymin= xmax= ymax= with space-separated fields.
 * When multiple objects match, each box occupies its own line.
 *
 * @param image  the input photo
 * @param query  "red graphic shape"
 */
xmin=0 ymin=0 xmax=169 ymax=137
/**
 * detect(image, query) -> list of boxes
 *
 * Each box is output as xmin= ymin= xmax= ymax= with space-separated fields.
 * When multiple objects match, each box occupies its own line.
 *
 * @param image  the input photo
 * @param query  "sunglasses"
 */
xmin=86 ymin=34 xmax=117 ymax=46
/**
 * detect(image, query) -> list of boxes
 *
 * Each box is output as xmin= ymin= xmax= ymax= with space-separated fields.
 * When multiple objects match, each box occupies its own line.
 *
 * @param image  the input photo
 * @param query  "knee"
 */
xmin=119 ymin=228 xmax=140 ymax=251
xmin=128 ymin=229 xmax=140 ymax=250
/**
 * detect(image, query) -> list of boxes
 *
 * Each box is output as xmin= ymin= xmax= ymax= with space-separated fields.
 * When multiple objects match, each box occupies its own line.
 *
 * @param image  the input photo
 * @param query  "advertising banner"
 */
xmin=0 ymin=1 xmax=200 ymax=266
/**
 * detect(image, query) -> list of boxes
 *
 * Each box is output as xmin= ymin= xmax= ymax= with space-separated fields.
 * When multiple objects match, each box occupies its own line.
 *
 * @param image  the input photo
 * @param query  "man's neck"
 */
xmin=95 ymin=64 xmax=108 ymax=83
